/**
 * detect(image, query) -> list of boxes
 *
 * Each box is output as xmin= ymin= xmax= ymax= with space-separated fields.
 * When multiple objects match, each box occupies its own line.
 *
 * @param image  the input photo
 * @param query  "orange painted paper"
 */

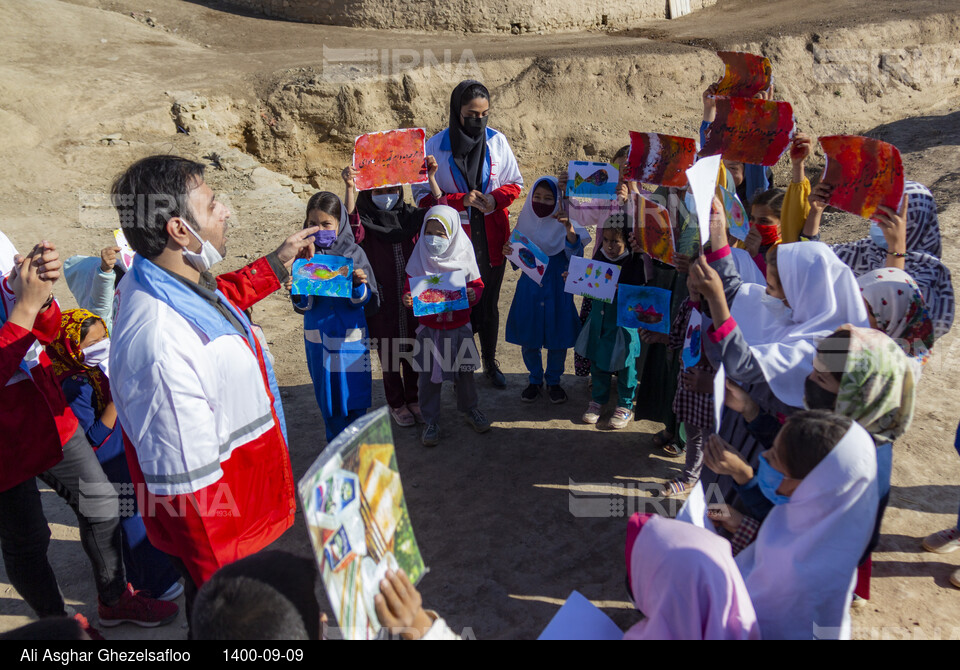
xmin=353 ymin=128 xmax=427 ymax=191
xmin=715 ymin=51 xmax=773 ymax=98
xmin=820 ymin=135 xmax=904 ymax=221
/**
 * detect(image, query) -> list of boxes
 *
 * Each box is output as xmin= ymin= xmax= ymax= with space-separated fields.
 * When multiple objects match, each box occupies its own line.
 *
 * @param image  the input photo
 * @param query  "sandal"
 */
xmin=660 ymin=479 xmax=690 ymax=498
xmin=663 ymin=443 xmax=685 ymax=457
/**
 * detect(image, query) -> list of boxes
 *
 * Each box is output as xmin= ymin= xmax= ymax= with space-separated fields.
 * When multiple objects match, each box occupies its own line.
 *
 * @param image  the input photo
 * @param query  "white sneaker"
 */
xmin=608 ymin=407 xmax=633 ymax=429
xmin=922 ymin=527 xmax=960 ymax=554
xmin=582 ymin=401 xmax=602 ymax=424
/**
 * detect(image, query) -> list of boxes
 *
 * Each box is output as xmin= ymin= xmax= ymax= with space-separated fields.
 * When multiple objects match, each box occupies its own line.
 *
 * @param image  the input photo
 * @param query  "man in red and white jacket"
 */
xmin=108 ymin=156 xmax=318 ymax=627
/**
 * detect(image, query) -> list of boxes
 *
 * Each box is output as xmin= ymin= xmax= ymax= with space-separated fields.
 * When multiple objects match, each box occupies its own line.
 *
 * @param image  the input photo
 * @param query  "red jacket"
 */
xmin=0 ymin=297 xmax=73 ymax=492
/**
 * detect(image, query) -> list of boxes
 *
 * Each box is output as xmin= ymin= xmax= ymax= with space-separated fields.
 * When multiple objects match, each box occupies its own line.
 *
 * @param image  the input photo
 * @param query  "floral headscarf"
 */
xmin=47 ymin=308 xmax=110 ymax=413
xmin=857 ymin=267 xmax=934 ymax=368
xmin=835 ymin=325 xmax=915 ymax=445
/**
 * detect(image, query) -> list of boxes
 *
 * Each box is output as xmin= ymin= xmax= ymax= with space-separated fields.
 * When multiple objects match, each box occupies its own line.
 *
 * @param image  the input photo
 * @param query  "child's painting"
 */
xmin=113 ymin=229 xmax=136 ymax=271
xmin=410 ymin=270 xmax=469 ymax=316
xmin=567 ymin=197 xmax=624 ymax=230
xmin=625 ymin=132 xmax=698 ymax=188
xmin=617 ymin=284 xmax=672 ymax=334
xmin=631 ymin=193 xmax=676 ymax=266
xmin=353 ymin=128 xmax=428 ymax=192
xmin=819 ymin=135 xmax=905 ymax=221
xmin=507 ymin=230 xmax=550 ymax=286
xmin=701 ymin=97 xmax=794 ymax=167
xmin=682 ymin=308 xmax=703 ymax=368
xmin=566 ymin=161 xmax=619 ymax=200
xmin=719 ymin=185 xmax=750 ymax=241
xmin=714 ymin=51 xmax=773 ymax=98
xmin=564 ymin=255 xmax=620 ymax=304
xmin=299 ymin=407 xmax=427 ymax=640
xmin=292 ymin=255 xmax=354 ymax=298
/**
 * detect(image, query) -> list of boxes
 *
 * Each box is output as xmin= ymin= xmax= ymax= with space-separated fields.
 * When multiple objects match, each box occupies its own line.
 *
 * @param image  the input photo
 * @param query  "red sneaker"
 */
xmin=73 ymin=613 xmax=105 ymax=640
xmin=98 ymin=583 xmax=179 ymax=628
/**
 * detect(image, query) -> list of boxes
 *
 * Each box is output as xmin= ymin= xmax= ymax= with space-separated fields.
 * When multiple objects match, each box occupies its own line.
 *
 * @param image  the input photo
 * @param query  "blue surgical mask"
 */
xmin=424 ymin=235 xmax=450 ymax=256
xmin=372 ymin=193 xmax=400 ymax=211
xmin=869 ymin=221 xmax=889 ymax=250
xmin=757 ymin=453 xmax=792 ymax=505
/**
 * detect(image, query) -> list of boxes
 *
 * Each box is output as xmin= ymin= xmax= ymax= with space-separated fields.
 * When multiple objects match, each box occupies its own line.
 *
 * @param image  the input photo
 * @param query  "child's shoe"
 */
xmin=521 ymin=384 xmax=542 ymax=402
xmin=582 ymin=401 xmax=602 ymax=424
xmin=922 ymin=527 xmax=960 ymax=554
xmin=464 ymin=408 xmax=491 ymax=433
xmin=608 ymin=407 xmax=633 ymax=429
xmin=547 ymin=385 xmax=567 ymax=404
xmin=407 ymin=403 xmax=424 ymax=424
xmin=389 ymin=405 xmax=416 ymax=427
xmin=421 ymin=423 xmax=441 ymax=447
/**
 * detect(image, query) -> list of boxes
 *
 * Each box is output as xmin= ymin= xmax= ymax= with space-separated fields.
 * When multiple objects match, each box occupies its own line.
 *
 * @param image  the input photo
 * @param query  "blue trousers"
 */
xmin=521 ymin=347 xmax=567 ymax=386
xmin=324 ymin=407 xmax=367 ymax=442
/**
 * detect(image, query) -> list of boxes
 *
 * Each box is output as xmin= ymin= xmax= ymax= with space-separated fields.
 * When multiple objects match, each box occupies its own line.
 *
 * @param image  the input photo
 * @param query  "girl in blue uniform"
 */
xmin=293 ymin=192 xmax=380 ymax=442
xmin=503 ymin=177 xmax=587 ymax=403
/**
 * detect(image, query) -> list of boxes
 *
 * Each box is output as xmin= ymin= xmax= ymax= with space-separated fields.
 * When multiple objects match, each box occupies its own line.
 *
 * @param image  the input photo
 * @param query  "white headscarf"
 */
xmin=736 ymin=420 xmax=878 ymax=640
xmin=405 ymin=205 xmax=481 ymax=282
xmin=0 ymin=231 xmax=18 ymax=275
xmin=730 ymin=247 xmax=766 ymax=286
xmin=514 ymin=177 xmax=567 ymax=256
xmin=731 ymin=242 xmax=869 ymax=408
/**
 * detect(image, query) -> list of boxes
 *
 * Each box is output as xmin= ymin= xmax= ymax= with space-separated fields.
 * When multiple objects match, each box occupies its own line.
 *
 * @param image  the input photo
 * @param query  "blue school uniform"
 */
xmin=294 ymin=283 xmax=373 ymax=441
xmin=61 ymin=375 xmax=180 ymax=598
xmin=505 ymin=236 xmax=584 ymax=386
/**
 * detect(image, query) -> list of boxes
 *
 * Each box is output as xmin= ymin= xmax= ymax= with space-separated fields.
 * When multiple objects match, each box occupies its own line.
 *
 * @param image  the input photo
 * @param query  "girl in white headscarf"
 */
xmin=404 ymin=205 xmax=488 ymax=448
xmin=503 ymin=177 xmax=588 ymax=404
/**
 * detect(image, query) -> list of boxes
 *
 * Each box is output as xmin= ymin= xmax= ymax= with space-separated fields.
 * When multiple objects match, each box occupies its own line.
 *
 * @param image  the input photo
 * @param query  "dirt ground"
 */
xmin=1 ymin=0 xmax=959 ymax=640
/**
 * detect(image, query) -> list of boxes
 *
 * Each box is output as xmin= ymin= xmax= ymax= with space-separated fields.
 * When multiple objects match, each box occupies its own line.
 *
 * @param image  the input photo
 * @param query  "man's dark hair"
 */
xmin=779 ymin=410 xmax=853 ymax=479
xmin=304 ymin=191 xmax=342 ymax=228
xmin=192 ymin=551 xmax=321 ymax=641
xmin=110 ymin=155 xmax=206 ymax=260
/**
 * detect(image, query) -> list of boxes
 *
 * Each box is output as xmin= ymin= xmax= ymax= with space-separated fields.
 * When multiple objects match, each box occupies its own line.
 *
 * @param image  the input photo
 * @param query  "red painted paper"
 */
xmin=631 ymin=193 xmax=676 ymax=267
xmin=625 ymin=132 xmax=698 ymax=188
xmin=714 ymin=51 xmax=773 ymax=98
xmin=701 ymin=97 xmax=794 ymax=167
xmin=353 ymin=128 xmax=428 ymax=191
xmin=819 ymin=135 xmax=904 ymax=221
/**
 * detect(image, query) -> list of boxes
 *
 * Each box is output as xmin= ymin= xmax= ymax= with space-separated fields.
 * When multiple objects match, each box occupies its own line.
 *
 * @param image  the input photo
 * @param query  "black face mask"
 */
xmin=462 ymin=115 xmax=488 ymax=138
xmin=531 ymin=201 xmax=555 ymax=218
xmin=804 ymin=376 xmax=838 ymax=410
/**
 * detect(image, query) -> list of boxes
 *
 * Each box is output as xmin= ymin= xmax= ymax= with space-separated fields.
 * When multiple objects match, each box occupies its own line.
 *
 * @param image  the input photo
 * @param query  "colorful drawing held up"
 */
xmin=714 ymin=51 xmax=773 ymax=98
xmin=819 ymin=135 xmax=905 ymax=221
xmin=720 ymin=185 xmax=750 ymax=241
xmin=566 ymin=161 xmax=619 ymax=200
xmin=564 ymin=256 xmax=620 ymax=303
xmin=567 ymin=197 xmax=624 ymax=230
xmin=113 ymin=229 xmax=136 ymax=271
xmin=299 ymin=408 xmax=427 ymax=640
xmin=507 ymin=230 xmax=550 ymax=286
xmin=353 ymin=128 xmax=428 ymax=191
xmin=625 ymin=132 xmax=698 ymax=188
xmin=682 ymin=308 xmax=703 ymax=368
xmin=617 ymin=284 xmax=672 ymax=334
xmin=701 ymin=97 xmax=794 ymax=167
xmin=410 ymin=270 xmax=469 ymax=316
xmin=632 ymin=193 xmax=676 ymax=266
xmin=292 ymin=255 xmax=354 ymax=298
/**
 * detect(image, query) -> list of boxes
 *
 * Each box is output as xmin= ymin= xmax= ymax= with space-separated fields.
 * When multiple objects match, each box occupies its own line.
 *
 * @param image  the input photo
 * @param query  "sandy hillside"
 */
xmin=0 ymin=0 xmax=959 ymax=640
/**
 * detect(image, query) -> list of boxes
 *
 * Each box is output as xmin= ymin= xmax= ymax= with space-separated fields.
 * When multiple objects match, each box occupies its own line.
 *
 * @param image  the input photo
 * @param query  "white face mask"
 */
xmin=424 ymin=235 xmax=450 ymax=257
xmin=82 ymin=338 xmax=111 ymax=377
xmin=372 ymin=193 xmax=400 ymax=211
xmin=181 ymin=220 xmax=223 ymax=273
xmin=760 ymin=291 xmax=793 ymax=321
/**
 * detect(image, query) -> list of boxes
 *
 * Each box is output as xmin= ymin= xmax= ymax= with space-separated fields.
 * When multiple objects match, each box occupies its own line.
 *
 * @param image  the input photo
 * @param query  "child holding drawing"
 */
xmin=403 ymin=205 xmax=488 ymax=447
xmin=341 ymin=157 xmax=445 ymax=428
xmin=292 ymin=192 xmax=380 ymax=442
xmin=503 ymin=177 xmax=588 ymax=404
xmin=574 ymin=214 xmax=645 ymax=429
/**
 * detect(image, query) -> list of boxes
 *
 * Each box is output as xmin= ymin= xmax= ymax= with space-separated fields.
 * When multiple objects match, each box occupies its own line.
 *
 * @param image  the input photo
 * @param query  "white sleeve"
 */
xmin=412 ymin=134 xmax=440 ymax=205
xmin=491 ymin=133 xmax=523 ymax=192
xmin=419 ymin=611 xmax=462 ymax=641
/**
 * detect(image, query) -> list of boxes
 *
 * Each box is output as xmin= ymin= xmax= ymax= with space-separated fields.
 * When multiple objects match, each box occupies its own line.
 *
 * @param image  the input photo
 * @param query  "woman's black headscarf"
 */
xmin=449 ymin=80 xmax=489 ymax=193
xmin=355 ymin=190 xmax=424 ymax=244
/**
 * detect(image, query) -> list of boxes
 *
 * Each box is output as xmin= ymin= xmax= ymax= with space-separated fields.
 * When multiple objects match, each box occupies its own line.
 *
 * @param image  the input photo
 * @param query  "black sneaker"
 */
xmin=546 ymin=385 xmax=568 ymax=404
xmin=521 ymin=384 xmax=542 ymax=402
xmin=483 ymin=359 xmax=507 ymax=389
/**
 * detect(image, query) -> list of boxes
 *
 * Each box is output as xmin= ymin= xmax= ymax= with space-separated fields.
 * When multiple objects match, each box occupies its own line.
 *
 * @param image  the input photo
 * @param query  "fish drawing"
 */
xmin=298 ymin=263 xmax=350 ymax=281
xmin=517 ymin=247 xmax=545 ymax=275
xmin=626 ymin=303 xmax=663 ymax=324
xmin=417 ymin=288 xmax=465 ymax=304
xmin=574 ymin=169 xmax=609 ymax=190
